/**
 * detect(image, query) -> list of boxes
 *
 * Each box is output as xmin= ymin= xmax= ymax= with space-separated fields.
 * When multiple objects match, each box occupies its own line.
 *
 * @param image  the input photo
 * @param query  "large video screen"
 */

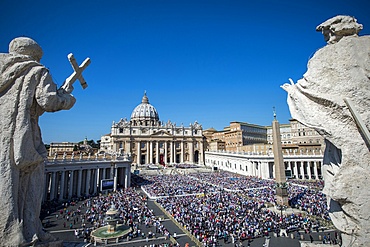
xmin=101 ymin=179 xmax=114 ymax=191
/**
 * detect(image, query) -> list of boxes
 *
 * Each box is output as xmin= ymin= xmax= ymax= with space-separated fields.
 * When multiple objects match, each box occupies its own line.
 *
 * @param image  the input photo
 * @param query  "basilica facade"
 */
xmin=100 ymin=92 xmax=205 ymax=165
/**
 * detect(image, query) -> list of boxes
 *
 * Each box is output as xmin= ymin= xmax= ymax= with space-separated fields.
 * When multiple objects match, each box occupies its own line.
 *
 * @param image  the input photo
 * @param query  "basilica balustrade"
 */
xmin=44 ymin=154 xmax=132 ymax=202
xmin=205 ymin=150 xmax=323 ymax=181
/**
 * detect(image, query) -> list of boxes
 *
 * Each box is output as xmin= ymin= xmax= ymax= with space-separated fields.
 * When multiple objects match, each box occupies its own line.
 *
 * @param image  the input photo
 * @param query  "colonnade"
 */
xmin=284 ymin=160 xmax=321 ymax=179
xmin=44 ymin=159 xmax=131 ymax=202
xmin=205 ymin=151 xmax=323 ymax=180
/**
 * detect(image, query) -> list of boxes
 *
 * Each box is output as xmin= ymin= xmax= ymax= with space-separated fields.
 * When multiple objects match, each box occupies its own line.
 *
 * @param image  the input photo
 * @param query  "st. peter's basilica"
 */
xmin=100 ymin=92 xmax=204 ymax=165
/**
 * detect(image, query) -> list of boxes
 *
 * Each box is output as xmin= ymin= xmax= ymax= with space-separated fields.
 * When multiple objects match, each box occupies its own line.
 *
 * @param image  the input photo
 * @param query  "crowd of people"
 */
xmin=157 ymin=192 xmax=322 ymax=246
xmin=41 ymin=169 xmax=332 ymax=246
xmin=135 ymin=171 xmax=332 ymax=245
xmin=139 ymin=171 xmax=329 ymax=220
xmin=141 ymin=174 xmax=220 ymax=198
xmin=43 ymin=187 xmax=173 ymax=243
xmin=189 ymin=172 xmax=275 ymax=191
xmin=287 ymin=180 xmax=330 ymax=220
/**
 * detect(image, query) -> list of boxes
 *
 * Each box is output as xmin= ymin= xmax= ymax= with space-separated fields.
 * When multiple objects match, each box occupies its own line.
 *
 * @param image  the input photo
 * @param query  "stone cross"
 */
xmin=61 ymin=53 xmax=90 ymax=92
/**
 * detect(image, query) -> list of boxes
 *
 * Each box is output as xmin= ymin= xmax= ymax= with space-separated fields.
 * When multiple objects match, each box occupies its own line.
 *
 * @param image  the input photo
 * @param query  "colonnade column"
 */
xmin=289 ymin=162 xmax=294 ymax=175
xmin=59 ymin=171 xmax=66 ymax=201
xmin=102 ymin=168 xmax=106 ymax=180
xmin=50 ymin=172 xmax=56 ymax=200
xmin=93 ymin=168 xmax=98 ymax=194
xmin=118 ymin=167 xmax=125 ymax=187
xmin=308 ymin=162 xmax=313 ymax=179
xmin=68 ymin=171 xmax=74 ymax=199
xmin=125 ymin=167 xmax=131 ymax=188
xmin=294 ymin=161 xmax=299 ymax=179
xmin=299 ymin=162 xmax=305 ymax=179
xmin=113 ymin=166 xmax=118 ymax=191
xmin=44 ymin=173 xmax=50 ymax=202
xmin=85 ymin=169 xmax=91 ymax=195
xmin=314 ymin=161 xmax=319 ymax=179
xmin=77 ymin=169 xmax=82 ymax=197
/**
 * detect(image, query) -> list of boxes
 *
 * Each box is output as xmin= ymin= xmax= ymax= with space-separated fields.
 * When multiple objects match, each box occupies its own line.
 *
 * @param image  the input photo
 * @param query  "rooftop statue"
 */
xmin=0 ymin=37 xmax=90 ymax=246
xmin=282 ymin=15 xmax=370 ymax=246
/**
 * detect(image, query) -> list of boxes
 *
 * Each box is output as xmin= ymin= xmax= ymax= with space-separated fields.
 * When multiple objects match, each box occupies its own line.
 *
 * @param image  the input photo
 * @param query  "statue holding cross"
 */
xmin=0 ymin=37 xmax=90 ymax=246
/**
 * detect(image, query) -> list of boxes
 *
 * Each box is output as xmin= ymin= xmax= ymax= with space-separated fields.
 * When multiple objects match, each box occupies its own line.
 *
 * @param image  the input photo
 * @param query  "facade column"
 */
xmin=164 ymin=141 xmax=168 ymax=164
xmin=189 ymin=141 xmax=194 ymax=163
xmin=149 ymin=141 xmax=153 ymax=164
xmin=144 ymin=141 xmax=149 ymax=164
xmin=155 ymin=141 xmax=159 ymax=164
xmin=173 ymin=141 xmax=176 ymax=163
xmin=77 ymin=169 xmax=82 ymax=197
xmin=181 ymin=141 xmax=184 ymax=163
xmin=199 ymin=141 xmax=204 ymax=164
xmin=170 ymin=141 xmax=174 ymax=164
xmin=50 ymin=172 xmax=56 ymax=201
xmin=59 ymin=171 xmax=66 ymax=201
xmin=137 ymin=141 xmax=141 ymax=164
xmin=85 ymin=169 xmax=91 ymax=195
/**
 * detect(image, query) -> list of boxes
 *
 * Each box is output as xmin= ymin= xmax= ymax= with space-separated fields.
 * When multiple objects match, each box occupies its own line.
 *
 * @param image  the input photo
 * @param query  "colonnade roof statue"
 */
xmin=282 ymin=15 xmax=370 ymax=247
xmin=0 ymin=37 xmax=90 ymax=246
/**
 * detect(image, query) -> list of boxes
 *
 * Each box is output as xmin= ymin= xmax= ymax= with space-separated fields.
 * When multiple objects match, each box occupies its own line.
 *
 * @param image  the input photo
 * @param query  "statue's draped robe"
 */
xmin=0 ymin=54 xmax=75 ymax=245
xmin=285 ymin=36 xmax=370 ymax=246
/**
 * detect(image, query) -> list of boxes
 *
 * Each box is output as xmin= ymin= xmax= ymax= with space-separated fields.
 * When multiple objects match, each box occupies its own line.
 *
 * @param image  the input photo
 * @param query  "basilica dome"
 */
xmin=130 ymin=92 xmax=159 ymax=122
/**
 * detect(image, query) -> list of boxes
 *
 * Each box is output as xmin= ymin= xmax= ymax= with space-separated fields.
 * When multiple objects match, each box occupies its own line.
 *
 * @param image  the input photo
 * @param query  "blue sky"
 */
xmin=1 ymin=0 xmax=369 ymax=144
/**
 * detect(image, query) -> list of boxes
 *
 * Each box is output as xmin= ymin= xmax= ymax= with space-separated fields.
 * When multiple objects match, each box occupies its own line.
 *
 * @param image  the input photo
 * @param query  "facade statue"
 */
xmin=282 ymin=15 xmax=370 ymax=246
xmin=0 ymin=37 xmax=87 ymax=246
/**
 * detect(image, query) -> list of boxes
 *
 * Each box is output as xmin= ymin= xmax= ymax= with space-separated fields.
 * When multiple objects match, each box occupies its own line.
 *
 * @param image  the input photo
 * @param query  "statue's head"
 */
xmin=316 ymin=15 xmax=363 ymax=44
xmin=9 ymin=37 xmax=43 ymax=62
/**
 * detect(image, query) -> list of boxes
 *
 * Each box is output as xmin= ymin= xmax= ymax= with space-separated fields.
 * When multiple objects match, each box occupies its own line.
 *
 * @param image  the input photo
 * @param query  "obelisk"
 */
xmin=272 ymin=108 xmax=289 ymax=206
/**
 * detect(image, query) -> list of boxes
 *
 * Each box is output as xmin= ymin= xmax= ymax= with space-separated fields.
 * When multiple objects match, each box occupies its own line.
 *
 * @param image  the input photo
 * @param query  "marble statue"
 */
xmin=0 ymin=37 xmax=89 ymax=246
xmin=282 ymin=15 xmax=370 ymax=246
